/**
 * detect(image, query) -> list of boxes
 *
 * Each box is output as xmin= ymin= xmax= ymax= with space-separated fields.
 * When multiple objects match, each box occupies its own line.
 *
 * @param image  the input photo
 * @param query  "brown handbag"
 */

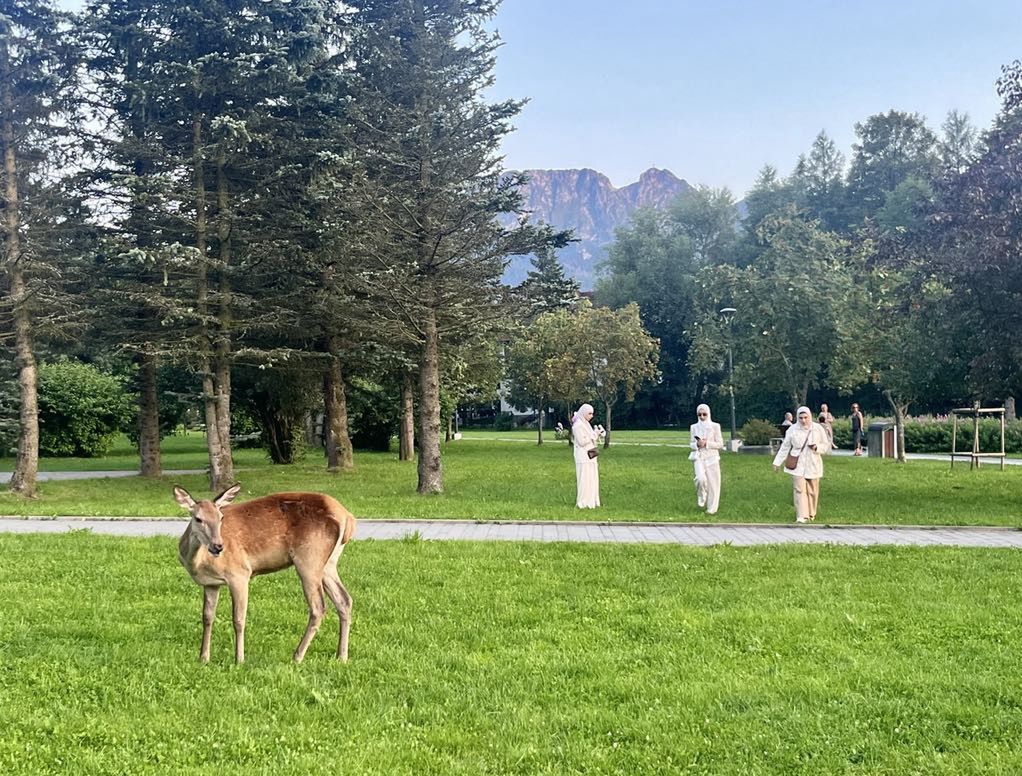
xmin=587 ymin=448 xmax=599 ymax=459
xmin=784 ymin=428 xmax=812 ymax=470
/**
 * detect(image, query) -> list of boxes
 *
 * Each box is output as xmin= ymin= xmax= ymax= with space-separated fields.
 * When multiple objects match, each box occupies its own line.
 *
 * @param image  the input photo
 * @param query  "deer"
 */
xmin=173 ymin=484 xmax=356 ymax=664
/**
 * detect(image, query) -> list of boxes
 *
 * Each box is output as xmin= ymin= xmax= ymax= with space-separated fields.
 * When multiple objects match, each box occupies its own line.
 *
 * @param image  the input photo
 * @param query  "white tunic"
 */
xmin=572 ymin=419 xmax=601 ymax=509
xmin=772 ymin=422 xmax=831 ymax=479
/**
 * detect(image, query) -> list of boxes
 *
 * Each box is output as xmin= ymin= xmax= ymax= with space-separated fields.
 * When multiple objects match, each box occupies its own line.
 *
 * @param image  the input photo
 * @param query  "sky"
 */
xmin=487 ymin=0 xmax=1022 ymax=195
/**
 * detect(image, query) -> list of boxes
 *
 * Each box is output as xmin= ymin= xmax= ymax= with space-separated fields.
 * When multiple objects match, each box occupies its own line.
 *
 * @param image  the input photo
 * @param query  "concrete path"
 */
xmin=0 ymin=469 xmax=204 ymax=483
xmin=1 ymin=517 xmax=1020 ymax=548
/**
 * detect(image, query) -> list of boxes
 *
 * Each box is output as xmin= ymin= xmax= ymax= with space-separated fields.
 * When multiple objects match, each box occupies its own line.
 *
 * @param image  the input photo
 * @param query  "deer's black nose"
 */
xmin=209 ymin=543 xmax=224 ymax=556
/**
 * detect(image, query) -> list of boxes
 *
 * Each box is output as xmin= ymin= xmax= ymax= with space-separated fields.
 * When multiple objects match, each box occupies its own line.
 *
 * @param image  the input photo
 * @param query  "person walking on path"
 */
xmin=571 ymin=403 xmax=604 ymax=509
xmin=850 ymin=402 xmax=865 ymax=456
xmin=689 ymin=403 xmax=725 ymax=515
xmin=773 ymin=406 xmax=832 ymax=522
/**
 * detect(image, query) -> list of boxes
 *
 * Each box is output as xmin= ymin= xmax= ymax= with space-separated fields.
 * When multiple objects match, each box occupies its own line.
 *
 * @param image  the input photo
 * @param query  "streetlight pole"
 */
xmin=719 ymin=307 xmax=737 ymax=451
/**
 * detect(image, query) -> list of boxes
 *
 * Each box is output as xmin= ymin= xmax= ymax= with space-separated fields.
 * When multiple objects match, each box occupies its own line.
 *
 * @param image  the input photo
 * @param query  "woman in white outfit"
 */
xmin=689 ymin=403 xmax=725 ymax=515
xmin=772 ymin=405 xmax=832 ymax=522
xmin=571 ymin=403 xmax=602 ymax=509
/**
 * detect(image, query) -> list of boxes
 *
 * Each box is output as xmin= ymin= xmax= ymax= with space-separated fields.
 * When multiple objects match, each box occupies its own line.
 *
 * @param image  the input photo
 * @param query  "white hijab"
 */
xmin=694 ymin=403 xmax=713 ymax=438
xmin=572 ymin=403 xmax=595 ymax=430
xmin=796 ymin=406 xmax=812 ymax=427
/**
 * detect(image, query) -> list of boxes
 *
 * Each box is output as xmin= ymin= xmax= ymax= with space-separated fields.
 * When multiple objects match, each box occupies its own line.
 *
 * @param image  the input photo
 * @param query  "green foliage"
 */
xmin=37 ymin=361 xmax=135 ymax=457
xmin=738 ymin=418 xmax=780 ymax=446
xmin=492 ymin=412 xmax=516 ymax=431
xmin=690 ymin=210 xmax=867 ymax=407
xmin=346 ymin=378 xmax=396 ymax=453
xmin=233 ymin=364 xmax=321 ymax=464
xmin=0 ymin=373 xmax=18 ymax=457
xmin=901 ymin=418 xmax=1022 ymax=454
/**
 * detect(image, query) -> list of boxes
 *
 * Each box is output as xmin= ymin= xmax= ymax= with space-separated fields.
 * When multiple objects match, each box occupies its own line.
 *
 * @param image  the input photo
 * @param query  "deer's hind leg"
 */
xmin=322 ymin=569 xmax=353 ymax=662
xmin=292 ymin=560 xmax=327 ymax=663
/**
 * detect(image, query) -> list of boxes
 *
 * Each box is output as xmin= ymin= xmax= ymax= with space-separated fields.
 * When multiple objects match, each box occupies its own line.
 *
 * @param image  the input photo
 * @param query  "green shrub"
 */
xmin=902 ymin=417 xmax=1019 ymax=454
xmin=492 ymin=412 xmax=516 ymax=431
xmin=738 ymin=418 xmax=781 ymax=446
xmin=38 ymin=361 xmax=135 ymax=457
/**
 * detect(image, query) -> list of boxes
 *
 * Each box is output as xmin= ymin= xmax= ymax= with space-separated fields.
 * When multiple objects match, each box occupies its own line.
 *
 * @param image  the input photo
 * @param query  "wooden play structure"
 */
xmin=950 ymin=404 xmax=1006 ymax=470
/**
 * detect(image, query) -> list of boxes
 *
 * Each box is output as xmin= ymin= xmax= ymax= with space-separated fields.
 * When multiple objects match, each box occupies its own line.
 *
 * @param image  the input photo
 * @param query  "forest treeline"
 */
xmin=2 ymin=0 xmax=1021 ymax=491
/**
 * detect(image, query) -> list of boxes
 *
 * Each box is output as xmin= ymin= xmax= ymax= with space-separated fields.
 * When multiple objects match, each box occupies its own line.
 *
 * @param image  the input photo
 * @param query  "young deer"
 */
xmin=174 ymin=484 xmax=356 ymax=664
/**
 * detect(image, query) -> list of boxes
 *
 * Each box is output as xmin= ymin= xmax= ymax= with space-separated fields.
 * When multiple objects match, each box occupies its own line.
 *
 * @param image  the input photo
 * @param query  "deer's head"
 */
xmin=173 ymin=484 xmax=241 ymax=557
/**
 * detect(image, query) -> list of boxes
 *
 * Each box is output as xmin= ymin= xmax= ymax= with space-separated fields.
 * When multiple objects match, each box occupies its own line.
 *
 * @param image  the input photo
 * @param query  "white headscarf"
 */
xmin=796 ymin=406 xmax=812 ymax=427
xmin=572 ymin=403 xmax=595 ymax=428
xmin=694 ymin=403 xmax=713 ymax=438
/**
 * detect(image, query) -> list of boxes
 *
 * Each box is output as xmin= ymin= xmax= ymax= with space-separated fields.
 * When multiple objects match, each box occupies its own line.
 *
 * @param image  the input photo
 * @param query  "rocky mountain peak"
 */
xmin=505 ymin=167 xmax=692 ymax=289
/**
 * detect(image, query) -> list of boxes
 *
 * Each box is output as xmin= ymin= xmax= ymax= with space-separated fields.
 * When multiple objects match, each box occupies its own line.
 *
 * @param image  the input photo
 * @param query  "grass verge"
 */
xmin=2 ymin=534 xmax=1022 ymax=774
xmin=2 ymin=434 xmax=1021 ymax=526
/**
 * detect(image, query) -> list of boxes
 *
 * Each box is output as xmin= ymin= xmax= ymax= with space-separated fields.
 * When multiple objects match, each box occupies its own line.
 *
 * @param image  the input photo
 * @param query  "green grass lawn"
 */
xmin=2 ymin=433 xmax=1020 ymax=525
xmin=2 ymin=533 xmax=1022 ymax=775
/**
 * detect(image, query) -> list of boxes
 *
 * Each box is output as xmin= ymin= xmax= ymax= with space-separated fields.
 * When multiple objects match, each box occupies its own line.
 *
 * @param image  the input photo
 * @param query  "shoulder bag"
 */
xmin=784 ymin=428 xmax=812 ymax=471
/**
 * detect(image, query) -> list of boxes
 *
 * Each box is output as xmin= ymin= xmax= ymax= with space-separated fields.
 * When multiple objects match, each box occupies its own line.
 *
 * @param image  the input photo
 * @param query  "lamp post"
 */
xmin=719 ymin=307 xmax=737 ymax=451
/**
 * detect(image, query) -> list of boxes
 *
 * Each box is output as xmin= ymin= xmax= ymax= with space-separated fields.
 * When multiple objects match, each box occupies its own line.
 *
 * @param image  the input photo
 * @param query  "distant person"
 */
xmin=851 ymin=402 xmax=865 ymax=456
xmin=571 ymin=403 xmax=604 ymax=509
xmin=689 ymin=404 xmax=725 ymax=515
xmin=818 ymin=403 xmax=835 ymax=445
xmin=773 ymin=406 xmax=832 ymax=522
xmin=779 ymin=411 xmax=794 ymax=435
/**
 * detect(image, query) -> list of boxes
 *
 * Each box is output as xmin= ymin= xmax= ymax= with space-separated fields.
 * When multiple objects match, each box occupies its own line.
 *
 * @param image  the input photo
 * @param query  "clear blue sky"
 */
xmin=488 ymin=0 xmax=1022 ymax=195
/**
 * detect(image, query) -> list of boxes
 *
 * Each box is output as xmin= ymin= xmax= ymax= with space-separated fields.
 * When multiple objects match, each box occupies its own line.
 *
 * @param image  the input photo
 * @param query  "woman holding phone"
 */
xmin=772 ymin=405 xmax=832 ymax=522
xmin=689 ymin=404 xmax=725 ymax=515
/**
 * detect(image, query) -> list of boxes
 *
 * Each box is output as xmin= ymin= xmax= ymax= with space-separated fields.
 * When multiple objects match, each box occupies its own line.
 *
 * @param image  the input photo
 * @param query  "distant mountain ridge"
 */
xmin=504 ymin=167 xmax=693 ymax=289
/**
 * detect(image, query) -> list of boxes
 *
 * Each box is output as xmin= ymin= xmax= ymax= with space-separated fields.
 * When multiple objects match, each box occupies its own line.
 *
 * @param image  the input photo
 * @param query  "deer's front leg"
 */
xmin=200 ymin=585 xmax=220 ymax=663
xmin=227 ymin=577 xmax=250 ymax=664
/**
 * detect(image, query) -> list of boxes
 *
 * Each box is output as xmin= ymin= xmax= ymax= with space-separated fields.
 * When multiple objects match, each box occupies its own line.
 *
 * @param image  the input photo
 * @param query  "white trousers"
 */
xmin=694 ymin=460 xmax=721 ymax=515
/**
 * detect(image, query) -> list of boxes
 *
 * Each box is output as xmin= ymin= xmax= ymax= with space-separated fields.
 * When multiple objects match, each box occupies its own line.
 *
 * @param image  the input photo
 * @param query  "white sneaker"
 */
xmin=796 ymin=517 xmax=808 ymax=523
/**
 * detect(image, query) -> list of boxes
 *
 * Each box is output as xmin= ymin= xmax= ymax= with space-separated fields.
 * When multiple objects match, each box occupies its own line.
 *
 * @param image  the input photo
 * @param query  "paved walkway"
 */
xmin=1 ymin=517 xmax=1020 ymax=548
xmin=0 ymin=469 xmax=204 ymax=484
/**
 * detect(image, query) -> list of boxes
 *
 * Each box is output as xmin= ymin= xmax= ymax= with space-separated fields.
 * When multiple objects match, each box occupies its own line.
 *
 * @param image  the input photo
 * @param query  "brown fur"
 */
xmin=175 ymin=486 xmax=355 ymax=664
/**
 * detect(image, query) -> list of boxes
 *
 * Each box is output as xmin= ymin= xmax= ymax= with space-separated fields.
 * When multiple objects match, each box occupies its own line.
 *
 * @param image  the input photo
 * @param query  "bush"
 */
xmin=38 ymin=361 xmax=135 ymax=457
xmin=492 ymin=412 xmax=516 ymax=431
xmin=738 ymin=418 xmax=780 ymax=446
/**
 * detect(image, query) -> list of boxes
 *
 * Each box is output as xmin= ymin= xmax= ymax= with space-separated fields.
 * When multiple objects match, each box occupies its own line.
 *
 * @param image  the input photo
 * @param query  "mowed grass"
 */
xmin=2 ymin=533 xmax=1022 ymax=774
xmin=2 ymin=432 xmax=1021 ymax=525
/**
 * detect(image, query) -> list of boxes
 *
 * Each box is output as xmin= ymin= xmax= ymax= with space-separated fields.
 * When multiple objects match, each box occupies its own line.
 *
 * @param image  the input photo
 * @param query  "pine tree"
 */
xmin=517 ymin=246 xmax=580 ymax=319
xmin=348 ymin=0 xmax=562 ymax=494
xmin=1 ymin=0 xmax=80 ymax=497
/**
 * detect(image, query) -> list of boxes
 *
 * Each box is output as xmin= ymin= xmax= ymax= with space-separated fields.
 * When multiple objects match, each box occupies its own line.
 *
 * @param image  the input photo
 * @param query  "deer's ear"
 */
xmin=214 ymin=484 xmax=242 ymax=507
xmin=173 ymin=486 xmax=196 ymax=510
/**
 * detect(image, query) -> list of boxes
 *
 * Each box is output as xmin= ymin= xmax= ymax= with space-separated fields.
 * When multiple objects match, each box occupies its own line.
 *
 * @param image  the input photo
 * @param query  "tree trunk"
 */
xmin=445 ymin=414 xmax=453 ymax=443
xmin=417 ymin=310 xmax=443 ymax=494
xmin=399 ymin=372 xmax=415 ymax=461
xmin=1006 ymin=396 xmax=1016 ymax=423
xmin=882 ymin=389 xmax=908 ymax=463
xmin=323 ymin=346 xmax=354 ymax=473
xmin=138 ymin=354 xmax=162 ymax=477
xmin=193 ymin=116 xmax=234 ymax=493
xmin=537 ymin=403 xmax=544 ymax=445
xmin=3 ymin=100 xmax=38 ymax=497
